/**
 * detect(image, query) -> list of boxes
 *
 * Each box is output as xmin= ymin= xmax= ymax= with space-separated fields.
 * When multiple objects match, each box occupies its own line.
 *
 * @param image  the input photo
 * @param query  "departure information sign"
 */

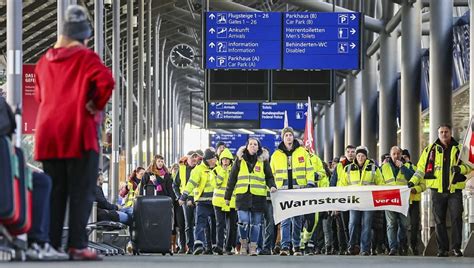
xmin=205 ymin=12 xmax=282 ymax=69
xmin=210 ymin=134 xmax=248 ymax=155
xmin=283 ymin=12 xmax=361 ymax=69
xmin=208 ymin=102 xmax=259 ymax=121
xmin=260 ymin=102 xmax=307 ymax=130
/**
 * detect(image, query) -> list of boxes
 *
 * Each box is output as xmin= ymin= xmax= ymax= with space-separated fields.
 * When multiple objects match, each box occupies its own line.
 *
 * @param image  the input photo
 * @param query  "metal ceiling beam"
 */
xmin=209 ymin=0 xmax=261 ymax=12
xmin=284 ymin=0 xmax=383 ymax=33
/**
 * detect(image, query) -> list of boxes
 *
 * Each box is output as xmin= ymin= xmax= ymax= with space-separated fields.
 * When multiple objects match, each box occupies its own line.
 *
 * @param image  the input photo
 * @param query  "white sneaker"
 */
xmin=26 ymin=243 xmax=43 ymax=260
xmin=40 ymin=243 xmax=69 ymax=261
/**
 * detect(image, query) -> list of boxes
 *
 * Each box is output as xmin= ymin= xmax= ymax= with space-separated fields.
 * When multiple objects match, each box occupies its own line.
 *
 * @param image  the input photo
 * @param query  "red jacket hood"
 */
xmin=45 ymin=46 xmax=87 ymax=62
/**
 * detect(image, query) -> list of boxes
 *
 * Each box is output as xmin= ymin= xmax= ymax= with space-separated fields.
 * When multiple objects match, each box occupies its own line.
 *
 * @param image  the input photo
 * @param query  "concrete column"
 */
xmin=146 ymin=0 xmax=152 ymax=162
xmin=153 ymin=18 xmax=161 ymax=157
xmin=110 ymin=0 xmax=120 ymax=203
xmin=94 ymin=0 xmax=103 ymax=59
xmin=57 ymin=0 xmax=68 ymax=36
xmin=137 ymin=0 xmax=144 ymax=167
xmin=316 ymin=114 xmax=324 ymax=157
xmin=346 ymin=75 xmax=362 ymax=146
xmin=126 ymin=0 xmax=134 ymax=174
xmin=361 ymin=55 xmax=378 ymax=159
xmin=429 ymin=0 xmax=453 ymax=142
xmin=159 ymin=40 xmax=167 ymax=155
xmin=6 ymin=0 xmax=22 ymax=116
xmin=379 ymin=2 xmax=398 ymax=156
xmin=324 ymin=104 xmax=334 ymax=162
xmin=401 ymin=0 xmax=422 ymax=161
xmin=333 ymin=91 xmax=346 ymax=157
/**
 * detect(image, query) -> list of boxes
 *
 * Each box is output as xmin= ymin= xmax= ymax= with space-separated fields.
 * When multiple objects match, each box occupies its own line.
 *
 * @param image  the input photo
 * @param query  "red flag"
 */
xmin=303 ymin=97 xmax=315 ymax=154
xmin=460 ymin=115 xmax=474 ymax=168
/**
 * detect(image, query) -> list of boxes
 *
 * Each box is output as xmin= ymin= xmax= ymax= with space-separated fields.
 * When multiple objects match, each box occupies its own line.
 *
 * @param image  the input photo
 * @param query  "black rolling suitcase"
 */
xmin=133 ymin=185 xmax=173 ymax=255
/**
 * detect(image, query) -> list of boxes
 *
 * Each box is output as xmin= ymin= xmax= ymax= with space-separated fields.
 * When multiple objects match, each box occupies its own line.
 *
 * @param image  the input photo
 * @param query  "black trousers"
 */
xmin=183 ymin=204 xmax=195 ymax=249
xmin=409 ymin=201 xmax=421 ymax=251
xmin=174 ymin=202 xmax=186 ymax=249
xmin=335 ymin=211 xmax=349 ymax=251
xmin=42 ymin=150 xmax=98 ymax=250
xmin=214 ymin=206 xmax=238 ymax=251
xmin=432 ymin=190 xmax=464 ymax=252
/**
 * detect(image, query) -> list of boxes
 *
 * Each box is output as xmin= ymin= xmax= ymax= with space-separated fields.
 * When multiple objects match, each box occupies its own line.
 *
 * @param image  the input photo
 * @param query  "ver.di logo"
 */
xmin=372 ymin=189 xmax=401 ymax=207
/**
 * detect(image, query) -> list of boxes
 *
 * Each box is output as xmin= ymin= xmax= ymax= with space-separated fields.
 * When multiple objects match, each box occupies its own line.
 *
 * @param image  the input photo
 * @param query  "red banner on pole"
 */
xmin=22 ymin=64 xmax=38 ymax=134
xmin=303 ymin=97 xmax=314 ymax=153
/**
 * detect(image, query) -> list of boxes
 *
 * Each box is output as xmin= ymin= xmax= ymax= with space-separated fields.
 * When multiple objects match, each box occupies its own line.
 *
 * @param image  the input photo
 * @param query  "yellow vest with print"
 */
xmin=339 ymin=160 xmax=384 ymax=186
xmin=271 ymin=147 xmax=315 ymax=189
xmin=410 ymin=142 xmax=471 ymax=193
xmin=183 ymin=162 xmax=214 ymax=202
xmin=235 ymin=159 xmax=266 ymax=196
xmin=382 ymin=162 xmax=424 ymax=203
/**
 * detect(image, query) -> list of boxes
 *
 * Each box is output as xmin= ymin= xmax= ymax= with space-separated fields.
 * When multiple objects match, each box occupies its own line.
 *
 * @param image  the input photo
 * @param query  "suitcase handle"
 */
xmin=143 ymin=184 xmax=157 ymax=196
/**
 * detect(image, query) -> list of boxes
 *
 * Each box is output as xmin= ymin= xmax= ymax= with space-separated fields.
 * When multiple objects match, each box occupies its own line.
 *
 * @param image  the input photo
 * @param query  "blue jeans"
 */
xmin=281 ymin=215 xmax=303 ymax=249
xmin=348 ymin=210 xmax=374 ymax=253
xmin=120 ymin=207 xmax=133 ymax=225
xmin=28 ymin=172 xmax=52 ymax=244
xmin=194 ymin=203 xmax=214 ymax=249
xmin=237 ymin=210 xmax=263 ymax=243
xmin=385 ymin=211 xmax=409 ymax=251
xmin=117 ymin=211 xmax=129 ymax=224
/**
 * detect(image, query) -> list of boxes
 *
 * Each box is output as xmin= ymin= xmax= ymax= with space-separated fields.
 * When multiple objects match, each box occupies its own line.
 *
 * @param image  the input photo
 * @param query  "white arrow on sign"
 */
xmin=350 ymin=42 xmax=356 ymax=49
xmin=209 ymin=14 xmax=215 ymax=19
xmin=209 ymin=28 xmax=216 ymax=34
xmin=209 ymin=42 xmax=215 ymax=48
xmin=350 ymin=28 xmax=356 ymax=35
xmin=209 ymin=57 xmax=215 ymax=62
xmin=210 ymin=111 xmax=215 ymax=116
xmin=350 ymin=14 xmax=356 ymax=20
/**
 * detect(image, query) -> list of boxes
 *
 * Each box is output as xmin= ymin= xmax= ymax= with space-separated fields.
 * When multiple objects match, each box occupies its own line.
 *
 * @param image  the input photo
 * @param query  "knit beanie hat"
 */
xmin=355 ymin=146 xmax=368 ymax=157
xmin=281 ymin=127 xmax=295 ymax=139
xmin=203 ymin=148 xmax=216 ymax=161
xmin=62 ymin=5 xmax=92 ymax=41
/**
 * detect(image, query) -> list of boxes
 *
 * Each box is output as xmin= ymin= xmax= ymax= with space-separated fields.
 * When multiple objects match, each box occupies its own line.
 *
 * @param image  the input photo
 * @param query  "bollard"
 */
xmin=463 ymin=188 xmax=474 ymax=256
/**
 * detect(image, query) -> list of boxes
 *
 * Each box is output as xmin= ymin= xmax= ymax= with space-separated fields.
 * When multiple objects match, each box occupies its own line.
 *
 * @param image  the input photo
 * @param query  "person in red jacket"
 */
xmin=33 ymin=5 xmax=114 ymax=261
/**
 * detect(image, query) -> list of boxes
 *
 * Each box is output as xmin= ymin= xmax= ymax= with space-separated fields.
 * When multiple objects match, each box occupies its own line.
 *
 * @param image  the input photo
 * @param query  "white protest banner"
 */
xmin=271 ymin=186 xmax=410 ymax=224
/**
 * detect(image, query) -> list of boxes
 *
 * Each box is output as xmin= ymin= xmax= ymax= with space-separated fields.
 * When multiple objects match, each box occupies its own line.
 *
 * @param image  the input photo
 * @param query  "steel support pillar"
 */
xmin=429 ymin=0 xmax=453 ymax=142
xmin=401 ymin=0 xmax=422 ymax=161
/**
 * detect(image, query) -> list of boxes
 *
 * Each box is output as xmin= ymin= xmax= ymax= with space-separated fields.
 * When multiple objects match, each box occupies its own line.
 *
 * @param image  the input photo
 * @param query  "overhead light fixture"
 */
xmin=238 ymin=128 xmax=255 ymax=135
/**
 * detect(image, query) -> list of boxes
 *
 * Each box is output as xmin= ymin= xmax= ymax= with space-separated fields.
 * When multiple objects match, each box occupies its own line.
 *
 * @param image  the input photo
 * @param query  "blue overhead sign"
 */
xmin=208 ymin=102 xmax=259 ymax=121
xmin=249 ymin=134 xmax=282 ymax=155
xmin=209 ymin=134 xmax=248 ymax=155
xmin=260 ymin=102 xmax=307 ymax=130
xmin=206 ymin=12 xmax=282 ymax=69
xmin=283 ymin=12 xmax=361 ymax=70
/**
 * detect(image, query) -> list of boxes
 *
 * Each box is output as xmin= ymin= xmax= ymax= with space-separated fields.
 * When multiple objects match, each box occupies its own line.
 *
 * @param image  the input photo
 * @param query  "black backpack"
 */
xmin=0 ymin=96 xmax=16 ymax=137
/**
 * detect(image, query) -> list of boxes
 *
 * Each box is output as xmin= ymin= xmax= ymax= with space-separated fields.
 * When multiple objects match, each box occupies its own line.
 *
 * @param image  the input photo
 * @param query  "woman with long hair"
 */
xmin=225 ymin=138 xmax=277 ymax=256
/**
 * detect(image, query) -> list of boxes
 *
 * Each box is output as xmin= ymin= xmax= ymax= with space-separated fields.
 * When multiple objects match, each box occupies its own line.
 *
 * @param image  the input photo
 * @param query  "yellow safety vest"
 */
xmin=381 ymin=161 xmax=423 ymax=203
xmin=235 ymin=160 xmax=266 ymax=196
xmin=309 ymin=153 xmax=329 ymax=188
xmin=340 ymin=160 xmax=384 ymax=186
xmin=211 ymin=165 xmax=236 ymax=211
xmin=183 ymin=162 xmax=215 ymax=202
xmin=410 ymin=142 xmax=471 ymax=193
xmin=178 ymin=164 xmax=187 ymax=194
xmin=123 ymin=179 xmax=138 ymax=208
xmin=271 ymin=147 xmax=314 ymax=189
